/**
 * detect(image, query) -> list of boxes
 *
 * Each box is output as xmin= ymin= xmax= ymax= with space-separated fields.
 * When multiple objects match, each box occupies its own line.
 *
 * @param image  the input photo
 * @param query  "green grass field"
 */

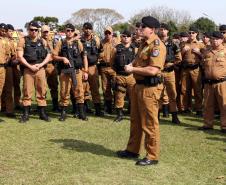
xmin=0 ymin=105 xmax=225 ymax=185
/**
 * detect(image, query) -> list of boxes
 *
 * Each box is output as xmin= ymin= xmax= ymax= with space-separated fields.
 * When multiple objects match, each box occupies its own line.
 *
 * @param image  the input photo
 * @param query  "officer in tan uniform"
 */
xmin=180 ymin=27 xmax=204 ymax=116
xmin=219 ymin=25 xmax=226 ymax=46
xmin=0 ymin=24 xmax=9 ymax=120
xmin=80 ymin=22 xmax=103 ymax=116
xmin=98 ymin=26 xmax=117 ymax=114
xmin=159 ymin=23 xmax=181 ymax=124
xmin=17 ymin=21 xmax=52 ymax=123
xmin=41 ymin=25 xmax=59 ymax=112
xmin=1 ymin=24 xmax=19 ymax=117
xmin=132 ymin=22 xmax=143 ymax=48
xmin=112 ymin=30 xmax=137 ymax=122
xmin=199 ymin=32 xmax=226 ymax=133
xmin=117 ymin=16 xmax=166 ymax=166
xmin=53 ymin=24 xmax=88 ymax=121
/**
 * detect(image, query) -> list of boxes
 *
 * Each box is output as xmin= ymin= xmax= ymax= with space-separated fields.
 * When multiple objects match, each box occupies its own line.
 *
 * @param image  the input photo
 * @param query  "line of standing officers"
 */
xmin=0 ymin=16 xmax=226 ymax=166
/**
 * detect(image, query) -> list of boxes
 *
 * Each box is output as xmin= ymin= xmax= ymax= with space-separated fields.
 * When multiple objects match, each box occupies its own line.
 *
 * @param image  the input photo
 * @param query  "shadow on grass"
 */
xmin=49 ymin=138 xmax=117 ymax=158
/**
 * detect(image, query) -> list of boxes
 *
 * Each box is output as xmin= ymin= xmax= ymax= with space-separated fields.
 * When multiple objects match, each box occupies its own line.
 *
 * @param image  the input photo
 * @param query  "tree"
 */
xmin=67 ymin=8 xmax=124 ymax=36
xmin=129 ymin=6 xmax=192 ymax=33
xmin=190 ymin=17 xmax=216 ymax=32
xmin=112 ymin=22 xmax=132 ymax=33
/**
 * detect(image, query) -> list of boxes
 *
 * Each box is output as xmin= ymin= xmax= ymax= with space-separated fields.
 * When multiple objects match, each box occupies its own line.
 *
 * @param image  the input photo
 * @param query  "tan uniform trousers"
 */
xmin=115 ymin=74 xmax=135 ymax=108
xmin=59 ymin=69 xmax=84 ymax=106
xmin=99 ymin=66 xmax=116 ymax=101
xmin=87 ymin=65 xmax=101 ymax=103
xmin=0 ymin=67 xmax=6 ymax=108
xmin=203 ymin=82 xmax=226 ymax=129
xmin=181 ymin=67 xmax=203 ymax=111
xmin=126 ymin=84 xmax=163 ymax=160
xmin=162 ymin=71 xmax=178 ymax=112
xmin=22 ymin=67 xmax=47 ymax=106
xmin=13 ymin=65 xmax=21 ymax=106
xmin=1 ymin=67 xmax=14 ymax=113
xmin=83 ymin=80 xmax=92 ymax=101
xmin=45 ymin=63 xmax=58 ymax=99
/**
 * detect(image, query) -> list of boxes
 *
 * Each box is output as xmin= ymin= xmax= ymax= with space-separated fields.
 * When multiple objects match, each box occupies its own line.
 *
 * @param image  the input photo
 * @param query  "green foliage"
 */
xmin=112 ymin=23 xmax=132 ymax=33
xmin=190 ymin=17 xmax=216 ymax=32
xmin=33 ymin=16 xmax=59 ymax=24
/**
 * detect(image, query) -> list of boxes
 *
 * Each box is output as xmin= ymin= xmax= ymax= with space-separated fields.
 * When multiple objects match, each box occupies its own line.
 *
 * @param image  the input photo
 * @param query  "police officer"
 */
xmin=98 ymin=26 xmax=117 ymax=114
xmin=53 ymin=23 xmax=88 ymax=121
xmin=17 ymin=21 xmax=52 ymax=123
xmin=159 ymin=23 xmax=181 ymax=124
xmin=112 ymin=30 xmax=137 ymax=122
xmin=180 ymin=27 xmax=204 ymax=115
xmin=80 ymin=22 xmax=103 ymax=116
xmin=219 ymin=25 xmax=226 ymax=46
xmin=41 ymin=25 xmax=59 ymax=112
xmin=199 ymin=32 xmax=226 ymax=133
xmin=0 ymin=23 xmax=9 ymax=119
xmin=132 ymin=22 xmax=143 ymax=48
xmin=117 ymin=16 xmax=166 ymax=166
xmin=1 ymin=24 xmax=19 ymax=117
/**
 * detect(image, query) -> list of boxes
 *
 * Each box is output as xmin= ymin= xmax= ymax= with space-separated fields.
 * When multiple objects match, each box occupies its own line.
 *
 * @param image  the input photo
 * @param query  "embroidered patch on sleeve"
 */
xmin=151 ymin=49 xmax=159 ymax=57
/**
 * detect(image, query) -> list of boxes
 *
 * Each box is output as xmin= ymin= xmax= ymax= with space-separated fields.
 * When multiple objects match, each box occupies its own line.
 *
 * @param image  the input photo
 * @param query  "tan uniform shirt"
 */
xmin=182 ymin=39 xmax=205 ymax=65
xmin=0 ymin=37 xmax=8 ymax=64
xmin=203 ymin=45 xmax=226 ymax=80
xmin=133 ymin=34 xmax=166 ymax=80
xmin=99 ymin=39 xmax=116 ymax=65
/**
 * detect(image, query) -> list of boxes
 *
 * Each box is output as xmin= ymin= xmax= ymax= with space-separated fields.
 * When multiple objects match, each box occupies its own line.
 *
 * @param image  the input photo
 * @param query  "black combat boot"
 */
xmin=19 ymin=106 xmax=30 ymax=123
xmin=84 ymin=100 xmax=93 ymax=114
xmin=77 ymin=103 xmax=88 ymax=121
xmin=94 ymin=103 xmax=104 ymax=117
xmin=105 ymin=100 xmax=112 ymax=114
xmin=39 ymin=106 xmax=51 ymax=122
xmin=52 ymin=98 xmax=60 ymax=112
xmin=162 ymin=104 xmax=169 ymax=118
xmin=59 ymin=106 xmax=67 ymax=121
xmin=114 ymin=108 xmax=124 ymax=122
xmin=196 ymin=111 xmax=203 ymax=117
xmin=171 ymin=112 xmax=181 ymax=124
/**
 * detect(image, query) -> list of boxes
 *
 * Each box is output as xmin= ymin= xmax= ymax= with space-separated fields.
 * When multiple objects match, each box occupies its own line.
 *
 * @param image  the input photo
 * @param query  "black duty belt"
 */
xmin=98 ymin=62 xmax=111 ymax=67
xmin=136 ymin=76 xmax=163 ymax=87
xmin=204 ymin=77 xmax=226 ymax=85
xmin=182 ymin=63 xmax=199 ymax=70
xmin=163 ymin=65 xmax=174 ymax=72
xmin=0 ymin=64 xmax=6 ymax=67
xmin=116 ymin=71 xmax=130 ymax=76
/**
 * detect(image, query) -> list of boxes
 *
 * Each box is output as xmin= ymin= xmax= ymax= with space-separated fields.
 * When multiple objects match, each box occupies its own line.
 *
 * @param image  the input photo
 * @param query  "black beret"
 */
xmin=211 ymin=31 xmax=224 ymax=39
xmin=219 ymin=25 xmax=226 ymax=31
xmin=203 ymin=32 xmax=212 ymax=38
xmin=141 ymin=16 xmax=160 ymax=28
xmin=7 ymin=24 xmax=14 ymax=31
xmin=180 ymin=32 xmax=189 ymax=37
xmin=189 ymin=26 xmax=199 ymax=33
xmin=172 ymin=33 xmax=180 ymax=39
xmin=0 ymin=23 xmax=7 ymax=29
xmin=29 ymin=21 xmax=40 ymax=28
xmin=135 ymin=22 xmax=142 ymax=28
xmin=65 ymin=23 xmax=75 ymax=31
xmin=121 ymin=30 xmax=132 ymax=37
xmin=160 ymin=23 xmax=169 ymax=30
xmin=83 ymin=22 xmax=93 ymax=30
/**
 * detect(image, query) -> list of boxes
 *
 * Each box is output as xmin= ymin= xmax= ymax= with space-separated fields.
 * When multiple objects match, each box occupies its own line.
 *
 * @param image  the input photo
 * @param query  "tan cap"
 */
xmin=104 ymin=26 xmax=113 ymax=33
xmin=41 ymin=25 xmax=50 ymax=32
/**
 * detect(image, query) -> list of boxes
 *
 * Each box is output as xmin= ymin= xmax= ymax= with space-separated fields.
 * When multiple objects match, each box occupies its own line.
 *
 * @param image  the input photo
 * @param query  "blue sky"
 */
xmin=1 ymin=0 xmax=225 ymax=29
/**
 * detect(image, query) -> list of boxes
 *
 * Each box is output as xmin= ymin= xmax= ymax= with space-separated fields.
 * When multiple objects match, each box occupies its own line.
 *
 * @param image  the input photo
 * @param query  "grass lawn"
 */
xmin=0 ymin=106 xmax=225 ymax=185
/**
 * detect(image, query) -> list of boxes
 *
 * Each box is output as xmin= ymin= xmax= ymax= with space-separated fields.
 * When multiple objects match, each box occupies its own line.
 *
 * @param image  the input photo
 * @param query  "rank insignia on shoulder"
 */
xmin=154 ymin=39 xmax=160 ymax=46
xmin=151 ymin=49 xmax=159 ymax=57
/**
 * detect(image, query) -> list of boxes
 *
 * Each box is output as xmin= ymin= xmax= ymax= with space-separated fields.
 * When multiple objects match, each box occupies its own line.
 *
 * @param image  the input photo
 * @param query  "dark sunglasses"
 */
xmin=121 ymin=35 xmax=131 ymax=38
xmin=43 ymin=31 xmax=49 ymax=34
xmin=30 ymin=28 xmax=38 ymax=32
xmin=66 ymin=29 xmax=74 ymax=32
xmin=188 ymin=31 xmax=196 ymax=34
xmin=221 ymin=31 xmax=226 ymax=34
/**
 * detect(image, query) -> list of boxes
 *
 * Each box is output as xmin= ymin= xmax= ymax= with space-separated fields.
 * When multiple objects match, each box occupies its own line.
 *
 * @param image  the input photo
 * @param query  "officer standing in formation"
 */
xmin=53 ymin=23 xmax=88 ymax=121
xmin=17 ymin=21 xmax=52 ymax=123
xmin=80 ymin=22 xmax=103 ymax=116
xmin=159 ymin=23 xmax=181 ymax=124
xmin=199 ymin=31 xmax=226 ymax=133
xmin=41 ymin=25 xmax=59 ymax=112
xmin=117 ymin=16 xmax=166 ymax=166
xmin=112 ymin=30 xmax=137 ymax=122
